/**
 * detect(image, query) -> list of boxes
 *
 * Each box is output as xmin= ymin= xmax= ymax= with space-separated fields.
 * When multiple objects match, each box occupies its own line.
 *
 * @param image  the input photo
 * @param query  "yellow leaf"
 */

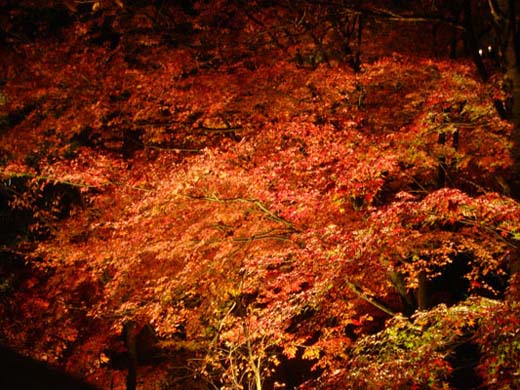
xmin=284 ymin=345 xmax=297 ymax=359
xmin=302 ymin=346 xmax=321 ymax=360
xmin=99 ymin=352 xmax=110 ymax=364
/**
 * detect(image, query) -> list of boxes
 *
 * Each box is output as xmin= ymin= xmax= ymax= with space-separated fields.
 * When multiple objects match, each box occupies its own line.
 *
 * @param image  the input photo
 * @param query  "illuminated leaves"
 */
xmin=344 ymin=298 xmax=499 ymax=390
xmin=478 ymin=301 xmax=520 ymax=389
xmin=1 ymin=2 xmax=520 ymax=388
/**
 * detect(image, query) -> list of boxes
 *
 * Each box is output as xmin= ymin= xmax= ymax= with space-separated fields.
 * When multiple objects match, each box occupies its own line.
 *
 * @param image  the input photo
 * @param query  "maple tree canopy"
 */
xmin=1 ymin=1 xmax=520 ymax=389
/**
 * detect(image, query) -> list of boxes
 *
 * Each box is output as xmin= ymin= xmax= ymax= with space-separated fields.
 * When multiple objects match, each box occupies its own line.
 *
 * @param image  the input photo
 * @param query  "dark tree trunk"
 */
xmin=438 ymin=131 xmax=447 ymax=188
xmin=490 ymin=0 xmax=520 ymax=197
xmin=509 ymin=65 xmax=520 ymax=196
xmin=417 ymin=271 xmax=430 ymax=311
xmin=123 ymin=321 xmax=138 ymax=390
xmin=463 ymin=0 xmax=489 ymax=81
xmin=389 ymin=270 xmax=415 ymax=315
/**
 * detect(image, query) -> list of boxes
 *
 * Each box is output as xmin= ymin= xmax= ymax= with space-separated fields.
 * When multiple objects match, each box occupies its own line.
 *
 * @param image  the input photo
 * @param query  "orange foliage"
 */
xmin=1 ymin=1 xmax=519 ymax=389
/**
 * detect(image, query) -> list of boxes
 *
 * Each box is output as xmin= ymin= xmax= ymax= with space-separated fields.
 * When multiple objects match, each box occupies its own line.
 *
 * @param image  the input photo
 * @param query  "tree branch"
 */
xmin=185 ymin=193 xmax=296 ymax=229
xmin=345 ymin=280 xmax=396 ymax=317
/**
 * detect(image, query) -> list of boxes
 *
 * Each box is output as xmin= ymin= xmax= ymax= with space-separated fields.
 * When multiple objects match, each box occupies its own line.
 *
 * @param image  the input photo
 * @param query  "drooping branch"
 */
xmin=2 ymin=172 xmax=101 ymax=190
xmin=232 ymin=232 xmax=293 ymax=243
xmin=184 ymin=193 xmax=296 ymax=229
xmin=286 ymin=0 xmax=464 ymax=29
xmin=197 ymin=126 xmax=243 ymax=133
xmin=345 ymin=280 xmax=396 ymax=317
xmin=142 ymin=143 xmax=202 ymax=154
xmin=2 ymin=172 xmax=154 ymax=193
xmin=362 ymin=6 xmax=465 ymax=31
xmin=192 ymin=227 xmax=294 ymax=245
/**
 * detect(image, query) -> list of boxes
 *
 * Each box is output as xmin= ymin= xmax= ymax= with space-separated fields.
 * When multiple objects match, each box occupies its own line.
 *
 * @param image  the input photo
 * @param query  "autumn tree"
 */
xmin=1 ymin=1 xmax=520 ymax=389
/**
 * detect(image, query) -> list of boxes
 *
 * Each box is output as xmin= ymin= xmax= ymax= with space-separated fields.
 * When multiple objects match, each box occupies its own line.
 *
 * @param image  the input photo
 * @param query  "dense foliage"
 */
xmin=1 ymin=1 xmax=520 ymax=389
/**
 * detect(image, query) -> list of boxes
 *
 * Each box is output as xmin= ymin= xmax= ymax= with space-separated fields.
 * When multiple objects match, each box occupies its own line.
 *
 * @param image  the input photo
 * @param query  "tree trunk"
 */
xmin=123 ymin=321 xmax=138 ymax=390
xmin=389 ymin=270 xmax=415 ymax=315
xmin=438 ymin=131 xmax=447 ymax=188
xmin=509 ymin=65 xmax=520 ymax=196
xmin=417 ymin=271 xmax=430 ymax=311
xmin=491 ymin=0 xmax=520 ymax=196
xmin=463 ymin=0 xmax=489 ymax=81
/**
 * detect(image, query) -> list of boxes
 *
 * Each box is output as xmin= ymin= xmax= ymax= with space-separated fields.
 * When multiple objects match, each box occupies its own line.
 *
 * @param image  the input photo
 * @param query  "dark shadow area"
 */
xmin=0 ymin=176 xmax=34 ymax=244
xmin=427 ymin=255 xmax=472 ymax=308
xmin=268 ymin=347 xmax=320 ymax=390
xmin=447 ymin=341 xmax=483 ymax=390
xmin=0 ymin=344 xmax=98 ymax=390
